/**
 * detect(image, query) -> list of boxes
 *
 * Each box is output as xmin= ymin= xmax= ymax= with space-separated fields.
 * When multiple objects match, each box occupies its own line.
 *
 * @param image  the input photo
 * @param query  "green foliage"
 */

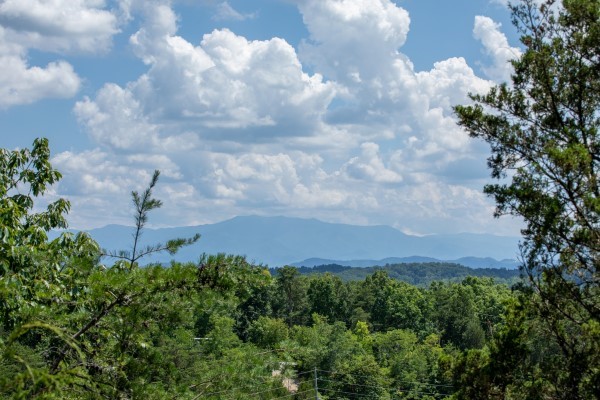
xmin=324 ymin=354 xmax=391 ymax=399
xmin=293 ymin=262 xmax=520 ymax=285
xmin=0 ymin=138 xmax=99 ymax=331
xmin=307 ymin=273 xmax=350 ymax=323
xmin=247 ymin=316 xmax=289 ymax=349
xmin=272 ymin=266 xmax=309 ymax=326
xmin=0 ymin=139 xmax=102 ymax=398
xmin=198 ymin=253 xmax=269 ymax=297
xmin=0 ymin=139 xmax=539 ymax=399
xmin=430 ymin=277 xmax=512 ymax=349
xmin=191 ymin=345 xmax=287 ymax=399
xmin=455 ymin=0 xmax=600 ymax=397
xmin=0 ymin=145 xmax=205 ymax=398
xmin=372 ymin=330 xmax=454 ymax=399
xmin=355 ymin=270 xmax=434 ymax=335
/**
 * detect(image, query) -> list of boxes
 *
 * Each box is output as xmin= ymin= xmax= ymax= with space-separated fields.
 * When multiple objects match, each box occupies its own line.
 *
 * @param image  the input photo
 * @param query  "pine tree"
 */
xmin=455 ymin=0 xmax=599 ymax=397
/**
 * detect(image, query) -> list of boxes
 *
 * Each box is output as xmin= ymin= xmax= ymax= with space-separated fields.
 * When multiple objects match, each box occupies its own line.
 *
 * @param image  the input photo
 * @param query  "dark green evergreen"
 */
xmin=455 ymin=0 xmax=600 ymax=398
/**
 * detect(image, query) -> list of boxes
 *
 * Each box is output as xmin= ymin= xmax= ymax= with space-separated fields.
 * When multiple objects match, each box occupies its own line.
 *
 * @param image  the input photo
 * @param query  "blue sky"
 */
xmin=1 ymin=0 xmax=524 ymax=235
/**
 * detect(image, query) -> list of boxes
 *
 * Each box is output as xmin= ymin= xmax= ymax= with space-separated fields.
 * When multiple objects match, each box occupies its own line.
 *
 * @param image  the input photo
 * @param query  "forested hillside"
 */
xmin=289 ymin=263 xmax=520 ymax=285
xmin=0 ymin=137 xmax=593 ymax=399
xmin=0 ymin=139 xmax=524 ymax=399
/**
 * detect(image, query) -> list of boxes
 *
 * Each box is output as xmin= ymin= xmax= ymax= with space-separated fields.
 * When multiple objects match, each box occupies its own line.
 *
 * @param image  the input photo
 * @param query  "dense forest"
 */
xmin=0 ymin=148 xmax=520 ymax=399
xmin=289 ymin=263 xmax=520 ymax=286
xmin=1 ymin=0 xmax=599 ymax=399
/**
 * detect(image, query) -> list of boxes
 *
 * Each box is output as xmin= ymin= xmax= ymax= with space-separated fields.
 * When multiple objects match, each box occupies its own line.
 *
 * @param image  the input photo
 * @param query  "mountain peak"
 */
xmin=77 ymin=215 xmax=520 ymax=267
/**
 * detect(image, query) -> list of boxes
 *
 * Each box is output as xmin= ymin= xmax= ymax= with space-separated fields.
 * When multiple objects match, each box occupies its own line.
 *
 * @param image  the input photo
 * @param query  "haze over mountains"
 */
xmin=291 ymin=257 xmax=520 ymax=270
xmin=66 ymin=216 xmax=521 ymax=268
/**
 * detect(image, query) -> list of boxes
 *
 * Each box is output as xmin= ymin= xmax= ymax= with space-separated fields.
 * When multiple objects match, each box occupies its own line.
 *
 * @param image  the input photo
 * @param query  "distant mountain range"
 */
xmin=55 ymin=215 xmax=521 ymax=268
xmin=291 ymin=256 xmax=520 ymax=270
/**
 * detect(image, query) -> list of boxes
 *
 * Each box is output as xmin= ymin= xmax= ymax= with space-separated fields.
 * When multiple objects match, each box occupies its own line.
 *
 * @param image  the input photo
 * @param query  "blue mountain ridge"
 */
xmin=290 ymin=256 xmax=520 ymax=270
xmin=52 ymin=215 xmax=521 ymax=268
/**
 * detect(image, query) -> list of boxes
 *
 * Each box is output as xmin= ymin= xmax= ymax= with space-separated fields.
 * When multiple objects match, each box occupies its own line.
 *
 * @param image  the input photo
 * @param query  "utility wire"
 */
xmin=194 ymin=362 xmax=453 ymax=399
xmin=317 ymin=377 xmax=385 ymax=390
xmin=269 ymin=389 xmax=315 ymax=399
xmin=200 ymin=378 xmax=280 ymax=397
xmin=187 ymin=345 xmax=303 ymax=394
xmin=196 ymin=368 xmax=313 ymax=398
xmin=235 ymin=385 xmax=288 ymax=398
xmin=316 ymin=368 xmax=454 ymax=389
xmin=317 ymin=377 xmax=447 ymax=398
xmin=318 ymin=387 xmax=381 ymax=398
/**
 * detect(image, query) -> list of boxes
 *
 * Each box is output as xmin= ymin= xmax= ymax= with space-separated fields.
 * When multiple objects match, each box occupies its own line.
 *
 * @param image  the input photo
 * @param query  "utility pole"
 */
xmin=314 ymin=367 xmax=319 ymax=400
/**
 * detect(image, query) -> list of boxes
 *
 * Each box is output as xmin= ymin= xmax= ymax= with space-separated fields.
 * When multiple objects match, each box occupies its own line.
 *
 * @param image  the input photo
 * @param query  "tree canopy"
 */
xmin=455 ymin=0 xmax=599 ymax=397
xmin=0 ymin=140 xmax=513 ymax=398
xmin=1 ymin=2 xmax=598 ymax=398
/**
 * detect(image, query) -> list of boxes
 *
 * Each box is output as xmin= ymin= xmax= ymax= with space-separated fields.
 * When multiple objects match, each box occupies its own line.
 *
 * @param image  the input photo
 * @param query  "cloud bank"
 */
xmin=0 ymin=0 xmax=123 ymax=107
xmin=19 ymin=0 xmax=523 ymax=236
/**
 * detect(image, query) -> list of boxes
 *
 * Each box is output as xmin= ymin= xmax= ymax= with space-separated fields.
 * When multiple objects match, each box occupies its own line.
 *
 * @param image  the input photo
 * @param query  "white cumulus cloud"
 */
xmin=299 ymin=0 xmax=410 ymax=80
xmin=0 ymin=27 xmax=80 ymax=109
xmin=0 ymin=0 xmax=123 ymax=108
xmin=341 ymin=142 xmax=402 ymax=183
xmin=0 ymin=0 xmax=119 ymax=54
xmin=473 ymin=15 xmax=522 ymax=82
xmin=75 ymin=2 xmax=336 ymax=151
xmin=61 ymin=0 xmax=523 ymax=236
xmin=297 ymin=0 xmax=494 ymax=170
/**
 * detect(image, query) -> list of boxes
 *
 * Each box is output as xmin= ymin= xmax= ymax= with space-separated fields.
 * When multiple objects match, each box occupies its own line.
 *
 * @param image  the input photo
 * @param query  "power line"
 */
xmin=317 ymin=377 xmax=385 ymax=390
xmin=314 ymin=370 xmax=452 ymax=399
xmin=239 ymin=385 xmax=289 ymax=398
xmin=317 ymin=377 xmax=447 ymax=398
xmin=193 ymin=368 xmax=314 ymax=398
xmin=199 ymin=377 xmax=281 ymax=397
xmin=269 ymin=389 xmax=315 ymax=399
xmin=318 ymin=387 xmax=381 ymax=398
xmin=191 ymin=363 xmax=454 ymax=399
xmin=316 ymin=368 xmax=454 ymax=389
